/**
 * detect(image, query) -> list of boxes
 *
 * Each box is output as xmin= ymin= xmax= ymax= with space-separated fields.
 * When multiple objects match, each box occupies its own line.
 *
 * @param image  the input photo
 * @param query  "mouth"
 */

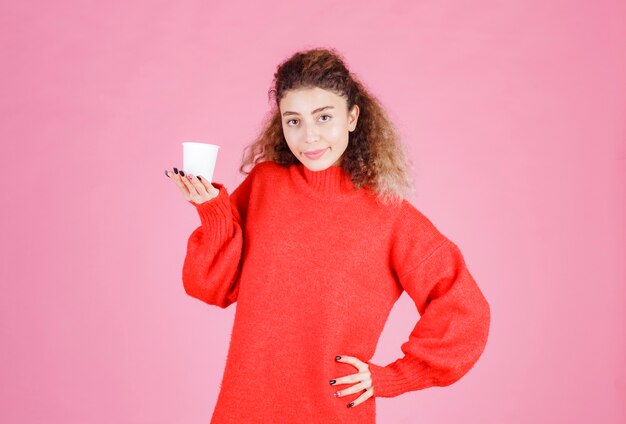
xmin=303 ymin=148 xmax=328 ymax=159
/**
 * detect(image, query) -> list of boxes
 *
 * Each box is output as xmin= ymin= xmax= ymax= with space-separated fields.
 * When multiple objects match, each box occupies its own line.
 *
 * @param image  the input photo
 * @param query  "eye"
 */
xmin=320 ymin=114 xmax=332 ymax=122
xmin=287 ymin=119 xmax=298 ymax=126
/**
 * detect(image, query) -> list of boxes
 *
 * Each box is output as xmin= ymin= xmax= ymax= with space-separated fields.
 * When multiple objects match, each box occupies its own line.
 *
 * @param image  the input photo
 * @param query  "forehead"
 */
xmin=279 ymin=86 xmax=346 ymax=111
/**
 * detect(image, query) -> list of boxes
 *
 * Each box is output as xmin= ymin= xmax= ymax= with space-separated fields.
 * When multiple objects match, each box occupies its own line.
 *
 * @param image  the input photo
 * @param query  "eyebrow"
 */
xmin=282 ymin=105 xmax=335 ymax=117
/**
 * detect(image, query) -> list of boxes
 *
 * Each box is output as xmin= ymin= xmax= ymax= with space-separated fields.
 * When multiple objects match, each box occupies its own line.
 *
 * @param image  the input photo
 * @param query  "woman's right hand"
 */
xmin=165 ymin=167 xmax=220 ymax=205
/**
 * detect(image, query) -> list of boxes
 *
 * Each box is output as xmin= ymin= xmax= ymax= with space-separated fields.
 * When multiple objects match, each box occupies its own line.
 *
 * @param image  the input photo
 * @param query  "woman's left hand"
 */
xmin=329 ymin=355 xmax=374 ymax=408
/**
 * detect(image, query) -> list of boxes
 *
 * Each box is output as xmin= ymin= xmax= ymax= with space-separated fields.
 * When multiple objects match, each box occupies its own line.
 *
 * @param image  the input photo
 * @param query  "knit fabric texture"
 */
xmin=182 ymin=160 xmax=491 ymax=423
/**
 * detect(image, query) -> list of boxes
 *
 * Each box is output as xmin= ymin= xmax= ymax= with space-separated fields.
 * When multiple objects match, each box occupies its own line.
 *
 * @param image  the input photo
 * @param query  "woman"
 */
xmin=165 ymin=47 xmax=491 ymax=423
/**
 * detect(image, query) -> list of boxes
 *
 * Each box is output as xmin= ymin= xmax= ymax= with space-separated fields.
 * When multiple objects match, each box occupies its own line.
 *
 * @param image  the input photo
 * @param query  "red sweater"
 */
xmin=182 ymin=161 xmax=490 ymax=423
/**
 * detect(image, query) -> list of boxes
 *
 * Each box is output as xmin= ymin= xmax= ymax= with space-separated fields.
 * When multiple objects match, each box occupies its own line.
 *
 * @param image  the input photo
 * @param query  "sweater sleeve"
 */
xmin=367 ymin=206 xmax=491 ymax=398
xmin=181 ymin=167 xmax=257 ymax=309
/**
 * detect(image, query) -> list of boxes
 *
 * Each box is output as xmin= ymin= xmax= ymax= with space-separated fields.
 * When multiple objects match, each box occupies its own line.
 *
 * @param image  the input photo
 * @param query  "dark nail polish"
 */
xmin=335 ymin=356 xmax=341 ymax=361
xmin=173 ymin=167 xmax=178 ymax=174
xmin=180 ymin=170 xmax=185 ymax=177
xmin=197 ymin=176 xmax=202 ymax=181
xmin=329 ymin=380 xmax=336 ymax=385
xmin=164 ymin=170 xmax=169 ymax=177
xmin=348 ymin=402 xmax=354 ymax=408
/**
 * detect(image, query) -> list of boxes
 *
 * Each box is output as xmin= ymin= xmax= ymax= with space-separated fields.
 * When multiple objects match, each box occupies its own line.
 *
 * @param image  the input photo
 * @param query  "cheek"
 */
xmin=331 ymin=118 xmax=349 ymax=132
xmin=283 ymin=134 xmax=300 ymax=151
xmin=328 ymin=124 xmax=349 ymax=142
xmin=283 ymin=126 xmax=300 ymax=140
xmin=281 ymin=127 xmax=294 ymax=142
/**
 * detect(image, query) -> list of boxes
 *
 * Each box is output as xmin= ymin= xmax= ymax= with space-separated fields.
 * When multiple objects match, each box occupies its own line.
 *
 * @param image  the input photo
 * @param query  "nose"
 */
xmin=305 ymin=125 xmax=319 ymax=143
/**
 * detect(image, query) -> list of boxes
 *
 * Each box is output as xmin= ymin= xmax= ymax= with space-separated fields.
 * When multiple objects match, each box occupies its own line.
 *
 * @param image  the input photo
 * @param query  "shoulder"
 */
xmin=229 ymin=161 xmax=287 ymax=197
xmin=389 ymin=199 xmax=449 ymax=272
xmin=245 ymin=161 xmax=291 ymax=186
xmin=395 ymin=199 xmax=442 ymax=236
xmin=247 ymin=160 xmax=284 ymax=177
xmin=234 ymin=161 xmax=275 ymax=187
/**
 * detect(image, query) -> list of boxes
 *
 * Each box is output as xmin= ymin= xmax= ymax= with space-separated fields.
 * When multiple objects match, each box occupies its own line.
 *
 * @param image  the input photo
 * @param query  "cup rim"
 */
xmin=182 ymin=142 xmax=220 ymax=148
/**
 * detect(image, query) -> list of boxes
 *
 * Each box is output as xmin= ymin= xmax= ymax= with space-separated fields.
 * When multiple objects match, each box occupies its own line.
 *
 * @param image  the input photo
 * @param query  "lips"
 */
xmin=303 ymin=148 xmax=328 ymax=159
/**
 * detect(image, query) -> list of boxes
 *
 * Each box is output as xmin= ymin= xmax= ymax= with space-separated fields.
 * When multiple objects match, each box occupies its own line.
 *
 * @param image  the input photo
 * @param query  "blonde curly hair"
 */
xmin=239 ymin=46 xmax=415 ymax=205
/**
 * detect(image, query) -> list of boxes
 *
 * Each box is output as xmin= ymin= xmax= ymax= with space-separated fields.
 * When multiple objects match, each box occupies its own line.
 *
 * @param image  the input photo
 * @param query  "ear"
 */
xmin=349 ymin=104 xmax=360 ymax=132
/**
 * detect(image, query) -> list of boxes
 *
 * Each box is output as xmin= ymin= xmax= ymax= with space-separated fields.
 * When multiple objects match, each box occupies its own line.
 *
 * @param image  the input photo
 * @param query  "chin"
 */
xmin=312 ymin=155 xmax=340 ymax=167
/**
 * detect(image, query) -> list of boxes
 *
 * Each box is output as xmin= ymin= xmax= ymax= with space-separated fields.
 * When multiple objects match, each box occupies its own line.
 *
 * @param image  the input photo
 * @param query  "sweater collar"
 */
xmin=290 ymin=163 xmax=361 ymax=200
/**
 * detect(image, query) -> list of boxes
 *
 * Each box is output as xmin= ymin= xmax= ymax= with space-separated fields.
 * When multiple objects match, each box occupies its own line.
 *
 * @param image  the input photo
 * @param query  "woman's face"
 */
xmin=279 ymin=86 xmax=359 ymax=169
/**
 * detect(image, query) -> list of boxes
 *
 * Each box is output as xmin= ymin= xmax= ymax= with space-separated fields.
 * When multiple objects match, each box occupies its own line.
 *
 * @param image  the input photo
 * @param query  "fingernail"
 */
xmin=179 ymin=170 xmax=185 ymax=177
xmin=347 ymin=402 xmax=354 ymax=408
xmin=164 ymin=170 xmax=169 ymax=177
xmin=186 ymin=175 xmax=192 ymax=180
xmin=173 ymin=167 xmax=178 ymax=174
xmin=197 ymin=176 xmax=202 ymax=181
xmin=335 ymin=356 xmax=341 ymax=361
xmin=334 ymin=391 xmax=341 ymax=397
xmin=329 ymin=380 xmax=336 ymax=385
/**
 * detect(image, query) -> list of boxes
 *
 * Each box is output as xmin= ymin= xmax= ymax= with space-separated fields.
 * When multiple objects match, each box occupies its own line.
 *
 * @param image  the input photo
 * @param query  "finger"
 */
xmin=192 ymin=175 xmax=219 ymax=201
xmin=187 ymin=174 xmax=207 ymax=196
xmin=332 ymin=380 xmax=370 ymax=397
xmin=180 ymin=173 xmax=200 ymax=198
xmin=170 ymin=168 xmax=191 ymax=197
xmin=196 ymin=176 xmax=219 ymax=199
xmin=346 ymin=388 xmax=374 ymax=408
xmin=198 ymin=175 xmax=209 ymax=189
xmin=329 ymin=370 xmax=370 ymax=386
xmin=335 ymin=355 xmax=368 ymax=372
xmin=198 ymin=177 xmax=219 ymax=197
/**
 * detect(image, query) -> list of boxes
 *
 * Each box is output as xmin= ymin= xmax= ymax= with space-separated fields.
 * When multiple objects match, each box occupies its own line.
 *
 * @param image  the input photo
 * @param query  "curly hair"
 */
xmin=239 ymin=46 xmax=415 ymax=205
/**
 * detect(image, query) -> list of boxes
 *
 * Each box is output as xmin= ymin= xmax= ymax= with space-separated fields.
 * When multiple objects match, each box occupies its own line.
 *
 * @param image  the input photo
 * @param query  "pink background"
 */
xmin=1 ymin=1 xmax=624 ymax=423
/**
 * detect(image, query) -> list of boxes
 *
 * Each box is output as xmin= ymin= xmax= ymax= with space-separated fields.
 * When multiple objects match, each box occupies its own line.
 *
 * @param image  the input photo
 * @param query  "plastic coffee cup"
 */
xmin=182 ymin=142 xmax=220 ymax=182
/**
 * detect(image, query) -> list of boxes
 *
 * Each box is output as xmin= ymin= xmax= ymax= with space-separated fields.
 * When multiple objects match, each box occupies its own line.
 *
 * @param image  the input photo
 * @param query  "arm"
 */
xmin=181 ymin=166 xmax=258 ymax=308
xmin=367 ymin=206 xmax=491 ymax=398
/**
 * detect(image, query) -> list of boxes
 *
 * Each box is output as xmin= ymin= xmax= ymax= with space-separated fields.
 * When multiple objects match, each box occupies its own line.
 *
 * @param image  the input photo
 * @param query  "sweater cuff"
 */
xmin=188 ymin=182 xmax=232 ymax=228
xmin=367 ymin=357 xmax=436 ymax=398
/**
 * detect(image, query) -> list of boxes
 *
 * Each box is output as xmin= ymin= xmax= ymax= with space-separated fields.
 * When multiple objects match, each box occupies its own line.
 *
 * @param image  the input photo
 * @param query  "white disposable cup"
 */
xmin=182 ymin=142 xmax=220 ymax=182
